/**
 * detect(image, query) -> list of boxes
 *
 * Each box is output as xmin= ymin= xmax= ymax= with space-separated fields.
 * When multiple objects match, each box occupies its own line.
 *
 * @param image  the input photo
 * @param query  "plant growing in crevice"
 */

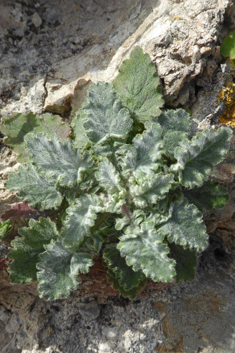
xmin=0 ymin=47 xmax=233 ymax=300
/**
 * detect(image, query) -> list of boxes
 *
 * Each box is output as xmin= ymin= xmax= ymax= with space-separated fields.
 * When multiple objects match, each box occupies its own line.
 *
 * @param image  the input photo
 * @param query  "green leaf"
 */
xmin=61 ymin=194 xmax=103 ymax=248
xmin=37 ymin=239 xmax=93 ymax=300
xmin=168 ymin=242 xmax=197 ymax=283
xmin=8 ymin=218 xmax=58 ymax=283
xmin=157 ymin=108 xmax=191 ymax=159
xmin=81 ymin=82 xmax=132 ymax=144
xmin=103 ymin=244 xmax=146 ymax=291
xmin=113 ymin=46 xmax=164 ymax=123
xmin=6 ymin=164 xmax=63 ymax=210
xmin=158 ymin=109 xmax=191 ymax=135
xmin=118 ymin=221 xmax=176 ymax=282
xmin=96 ymin=158 xmax=126 ymax=196
xmin=25 ymin=134 xmax=92 ymax=187
xmin=1 ymin=112 xmax=70 ymax=162
xmin=172 ymin=127 xmax=233 ymax=188
xmin=0 ymin=220 xmax=12 ymax=239
xmin=159 ymin=198 xmax=208 ymax=251
xmin=106 ymin=268 xmax=147 ymax=299
xmin=120 ymin=123 xmax=163 ymax=178
xmin=183 ymin=180 xmax=229 ymax=212
xmin=130 ymin=173 xmax=175 ymax=207
xmin=71 ymin=110 xmax=90 ymax=149
xmin=220 ymin=32 xmax=235 ymax=59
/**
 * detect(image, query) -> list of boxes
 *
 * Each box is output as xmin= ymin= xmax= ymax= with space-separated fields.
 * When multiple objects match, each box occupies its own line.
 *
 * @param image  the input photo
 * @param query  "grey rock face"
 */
xmin=1 ymin=1 xmax=235 ymax=353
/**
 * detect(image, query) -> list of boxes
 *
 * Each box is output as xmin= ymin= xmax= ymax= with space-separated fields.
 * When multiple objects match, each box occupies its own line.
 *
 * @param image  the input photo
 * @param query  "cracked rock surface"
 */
xmin=1 ymin=0 xmax=235 ymax=352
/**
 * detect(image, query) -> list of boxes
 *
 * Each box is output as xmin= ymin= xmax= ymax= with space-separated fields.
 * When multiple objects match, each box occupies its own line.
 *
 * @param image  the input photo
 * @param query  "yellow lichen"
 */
xmin=218 ymin=81 xmax=235 ymax=126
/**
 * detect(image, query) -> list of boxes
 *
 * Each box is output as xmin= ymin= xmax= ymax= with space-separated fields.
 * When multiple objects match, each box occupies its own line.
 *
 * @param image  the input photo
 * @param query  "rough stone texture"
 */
xmin=1 ymin=0 xmax=235 ymax=353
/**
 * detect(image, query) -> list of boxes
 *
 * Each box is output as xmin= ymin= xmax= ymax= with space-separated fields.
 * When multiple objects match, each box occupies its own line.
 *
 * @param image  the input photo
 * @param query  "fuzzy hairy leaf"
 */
xmin=130 ymin=173 xmax=175 ymax=207
xmin=25 ymin=134 xmax=92 ymax=187
xmin=118 ymin=221 xmax=176 ymax=282
xmin=103 ymin=244 xmax=146 ymax=291
xmin=113 ymin=46 xmax=164 ymax=123
xmin=8 ymin=218 xmax=58 ymax=283
xmin=120 ymin=123 xmax=163 ymax=177
xmin=96 ymin=158 xmax=126 ymax=196
xmin=168 ymin=242 xmax=197 ymax=283
xmin=163 ymin=131 xmax=188 ymax=160
xmin=37 ymin=239 xmax=93 ymax=300
xmin=115 ymin=209 xmax=146 ymax=231
xmin=1 ymin=113 xmax=70 ymax=162
xmin=71 ymin=110 xmax=90 ymax=149
xmin=183 ymin=180 xmax=229 ymax=212
xmin=81 ymin=82 xmax=132 ymax=144
xmin=159 ymin=198 xmax=208 ymax=251
xmin=61 ymin=194 xmax=103 ymax=248
xmin=0 ymin=220 xmax=12 ymax=239
xmin=172 ymin=127 xmax=233 ymax=188
xmin=106 ymin=268 xmax=147 ymax=299
xmin=158 ymin=109 xmax=191 ymax=135
xmin=6 ymin=164 xmax=63 ymax=210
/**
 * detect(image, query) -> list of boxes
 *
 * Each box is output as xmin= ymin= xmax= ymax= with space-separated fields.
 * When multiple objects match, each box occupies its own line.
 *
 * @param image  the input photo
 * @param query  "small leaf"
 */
xmin=172 ymin=127 xmax=233 ymax=188
xmin=120 ymin=123 xmax=163 ymax=177
xmin=130 ymin=173 xmax=175 ymax=207
xmin=220 ymin=32 xmax=235 ymax=59
xmin=183 ymin=180 xmax=229 ymax=212
xmin=82 ymin=82 xmax=132 ymax=144
xmin=106 ymin=268 xmax=147 ymax=299
xmin=157 ymin=108 xmax=191 ymax=159
xmin=37 ymin=239 xmax=93 ymax=300
xmin=159 ymin=198 xmax=208 ymax=251
xmin=1 ymin=112 xmax=70 ymax=162
xmin=118 ymin=221 xmax=176 ymax=282
xmin=0 ymin=220 xmax=12 ymax=239
xmin=103 ymin=244 xmax=146 ymax=290
xmin=6 ymin=164 xmax=63 ymax=210
xmin=96 ymin=158 xmax=126 ymax=197
xmin=61 ymin=194 xmax=103 ymax=248
xmin=25 ymin=134 xmax=92 ymax=187
xmin=168 ymin=242 xmax=197 ymax=283
xmin=158 ymin=109 xmax=191 ymax=135
xmin=8 ymin=218 xmax=58 ymax=283
xmin=71 ymin=110 xmax=90 ymax=149
xmin=113 ymin=46 xmax=164 ymax=123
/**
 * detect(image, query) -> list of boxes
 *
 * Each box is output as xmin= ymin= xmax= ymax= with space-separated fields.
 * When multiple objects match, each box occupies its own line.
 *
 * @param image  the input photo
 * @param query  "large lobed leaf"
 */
xmin=113 ymin=46 xmax=164 ymax=123
xmin=37 ymin=239 xmax=93 ymax=300
xmin=159 ymin=198 xmax=208 ymax=251
xmin=118 ymin=221 xmax=176 ymax=282
xmin=6 ymin=164 xmax=63 ymax=210
xmin=8 ymin=218 xmax=58 ymax=283
xmin=81 ymin=82 xmax=132 ymax=144
xmin=1 ymin=112 xmax=70 ymax=162
xmin=172 ymin=127 xmax=233 ymax=188
xmin=25 ymin=134 xmax=92 ymax=187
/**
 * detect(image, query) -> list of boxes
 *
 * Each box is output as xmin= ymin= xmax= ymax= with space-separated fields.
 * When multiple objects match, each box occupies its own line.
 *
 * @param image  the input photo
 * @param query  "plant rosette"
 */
xmin=1 ymin=47 xmax=233 ymax=300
